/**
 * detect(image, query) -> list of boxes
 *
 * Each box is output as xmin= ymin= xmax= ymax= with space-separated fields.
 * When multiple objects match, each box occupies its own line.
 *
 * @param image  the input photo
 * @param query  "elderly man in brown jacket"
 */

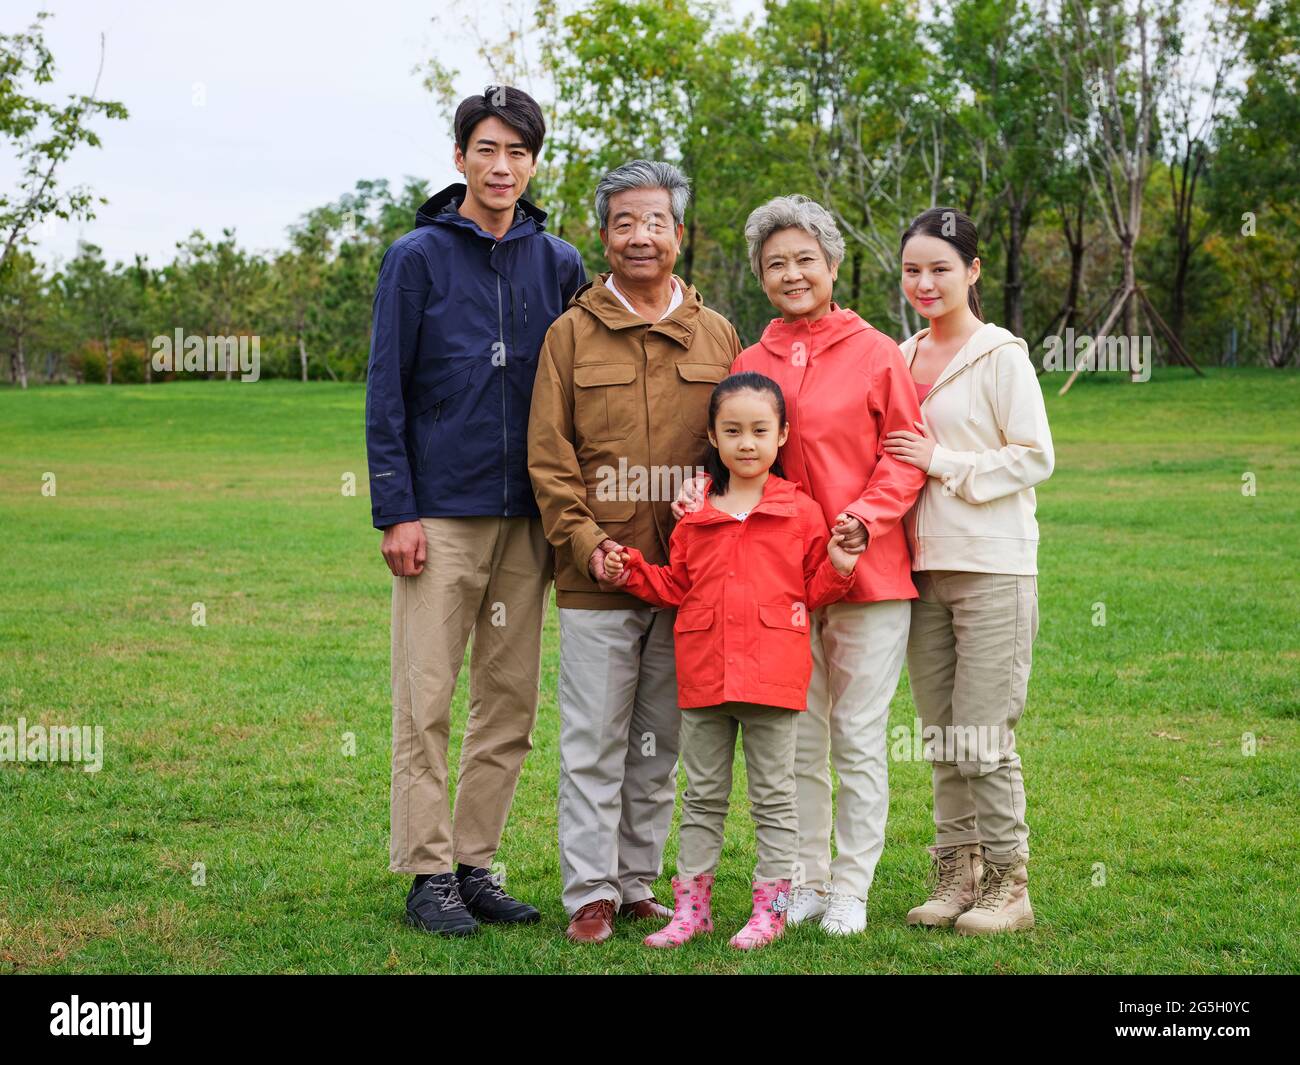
xmin=528 ymin=160 xmax=741 ymax=943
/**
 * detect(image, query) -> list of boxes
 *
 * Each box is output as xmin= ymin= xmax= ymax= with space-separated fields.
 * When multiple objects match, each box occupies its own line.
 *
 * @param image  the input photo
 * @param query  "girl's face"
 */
xmin=708 ymin=390 xmax=789 ymax=485
xmin=901 ymin=233 xmax=980 ymax=322
xmin=760 ymin=227 xmax=837 ymax=322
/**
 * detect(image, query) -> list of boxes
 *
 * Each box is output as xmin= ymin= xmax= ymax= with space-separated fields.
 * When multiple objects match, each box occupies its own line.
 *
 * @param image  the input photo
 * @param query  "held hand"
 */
xmin=603 ymin=547 xmax=628 ymax=579
xmin=827 ymin=532 xmax=859 ymax=576
xmin=832 ymin=513 xmax=868 ymax=553
xmin=882 ymin=420 xmax=935 ymax=471
xmin=589 ymin=538 xmax=622 ymax=584
xmin=670 ymin=475 xmax=708 ymax=520
xmin=381 ymin=520 xmax=427 ymax=577
xmin=603 ymin=547 xmax=632 ymax=586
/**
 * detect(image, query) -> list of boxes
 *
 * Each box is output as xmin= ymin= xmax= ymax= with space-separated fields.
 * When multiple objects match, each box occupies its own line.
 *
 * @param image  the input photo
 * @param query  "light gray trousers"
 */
xmin=557 ymin=607 xmax=681 ymax=915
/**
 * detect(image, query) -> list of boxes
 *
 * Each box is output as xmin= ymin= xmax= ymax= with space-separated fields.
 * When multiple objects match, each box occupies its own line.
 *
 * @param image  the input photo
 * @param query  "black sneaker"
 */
xmin=405 ymin=873 xmax=479 ymax=937
xmin=455 ymin=866 xmax=541 ymax=925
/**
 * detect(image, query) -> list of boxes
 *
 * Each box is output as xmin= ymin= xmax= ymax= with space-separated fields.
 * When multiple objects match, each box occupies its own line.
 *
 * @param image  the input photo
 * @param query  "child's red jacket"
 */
xmin=619 ymin=473 xmax=855 ymax=711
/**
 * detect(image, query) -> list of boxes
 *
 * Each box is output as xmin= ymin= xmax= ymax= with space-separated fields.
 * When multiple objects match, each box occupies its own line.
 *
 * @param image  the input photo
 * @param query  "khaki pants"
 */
xmin=389 ymin=516 xmax=551 ymax=874
xmin=556 ymin=607 xmax=681 ymax=916
xmin=797 ymin=598 xmax=912 ymax=900
xmin=677 ymin=702 xmax=799 ymax=881
xmin=907 ymin=570 xmax=1038 ymax=864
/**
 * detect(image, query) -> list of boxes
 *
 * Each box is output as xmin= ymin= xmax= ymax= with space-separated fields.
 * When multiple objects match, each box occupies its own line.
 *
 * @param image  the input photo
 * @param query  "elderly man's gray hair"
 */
xmin=595 ymin=160 xmax=691 ymax=231
xmin=744 ymin=194 xmax=846 ymax=278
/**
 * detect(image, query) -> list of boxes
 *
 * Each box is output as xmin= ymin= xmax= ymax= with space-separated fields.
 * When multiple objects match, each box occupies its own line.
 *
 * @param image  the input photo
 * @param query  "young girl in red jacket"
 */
xmin=603 ymin=372 xmax=859 ymax=950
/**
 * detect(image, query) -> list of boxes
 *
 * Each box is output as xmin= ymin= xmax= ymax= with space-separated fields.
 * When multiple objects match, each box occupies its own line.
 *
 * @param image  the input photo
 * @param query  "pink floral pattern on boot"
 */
xmin=644 ymin=874 xmax=715 ymax=948
xmin=729 ymin=878 xmax=791 ymax=950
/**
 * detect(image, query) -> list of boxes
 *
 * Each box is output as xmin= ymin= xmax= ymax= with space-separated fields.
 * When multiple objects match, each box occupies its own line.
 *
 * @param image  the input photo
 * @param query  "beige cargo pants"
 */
xmin=389 ymin=515 xmax=551 ymax=874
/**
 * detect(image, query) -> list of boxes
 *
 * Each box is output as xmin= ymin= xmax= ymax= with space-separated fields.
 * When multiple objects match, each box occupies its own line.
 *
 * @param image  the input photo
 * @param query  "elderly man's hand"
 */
xmin=588 ymin=538 xmax=622 ymax=584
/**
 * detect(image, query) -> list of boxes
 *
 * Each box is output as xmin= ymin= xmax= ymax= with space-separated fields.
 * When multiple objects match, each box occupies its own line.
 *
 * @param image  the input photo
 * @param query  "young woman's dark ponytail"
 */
xmin=900 ymin=207 xmax=983 ymax=320
xmin=702 ymin=372 xmax=787 ymax=496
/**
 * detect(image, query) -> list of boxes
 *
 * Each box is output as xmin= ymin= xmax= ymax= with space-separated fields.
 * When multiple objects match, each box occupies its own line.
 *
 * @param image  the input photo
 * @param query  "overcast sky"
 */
xmin=7 ymin=0 xmax=759 ymax=270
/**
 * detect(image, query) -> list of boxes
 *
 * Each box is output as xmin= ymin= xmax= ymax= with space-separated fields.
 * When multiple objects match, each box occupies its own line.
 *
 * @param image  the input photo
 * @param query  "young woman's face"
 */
xmin=901 ymin=233 xmax=980 ymax=321
xmin=708 ymin=390 xmax=789 ymax=484
xmin=759 ymin=227 xmax=837 ymax=321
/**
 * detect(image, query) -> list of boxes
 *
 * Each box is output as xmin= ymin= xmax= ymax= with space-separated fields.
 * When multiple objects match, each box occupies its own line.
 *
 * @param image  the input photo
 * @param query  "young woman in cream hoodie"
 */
xmin=883 ymin=207 xmax=1053 ymax=935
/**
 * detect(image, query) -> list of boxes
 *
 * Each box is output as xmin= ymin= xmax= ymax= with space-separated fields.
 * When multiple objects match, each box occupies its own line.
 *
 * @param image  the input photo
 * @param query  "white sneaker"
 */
xmin=786 ymin=884 xmax=829 ymax=926
xmin=820 ymin=890 xmax=867 ymax=935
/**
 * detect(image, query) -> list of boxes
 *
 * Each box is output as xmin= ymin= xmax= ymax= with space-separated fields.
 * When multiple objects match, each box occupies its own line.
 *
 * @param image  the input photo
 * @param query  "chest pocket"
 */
xmin=574 ymin=363 xmax=637 ymax=442
xmin=675 ymin=361 xmax=728 ymax=438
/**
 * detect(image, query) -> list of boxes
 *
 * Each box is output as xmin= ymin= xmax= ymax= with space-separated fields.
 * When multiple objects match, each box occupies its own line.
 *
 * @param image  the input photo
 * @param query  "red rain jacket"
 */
xmin=619 ymin=474 xmax=855 ymax=711
xmin=731 ymin=306 xmax=926 ymax=602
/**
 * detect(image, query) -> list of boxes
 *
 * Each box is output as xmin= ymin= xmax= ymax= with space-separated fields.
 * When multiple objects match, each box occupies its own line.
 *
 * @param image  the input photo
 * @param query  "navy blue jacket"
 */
xmin=364 ymin=184 xmax=587 ymax=528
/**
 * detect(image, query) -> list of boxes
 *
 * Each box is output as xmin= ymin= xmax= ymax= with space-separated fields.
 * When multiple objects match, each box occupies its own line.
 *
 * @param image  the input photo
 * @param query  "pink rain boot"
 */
xmin=729 ymin=878 xmax=791 ymax=950
xmin=644 ymin=874 xmax=714 ymax=948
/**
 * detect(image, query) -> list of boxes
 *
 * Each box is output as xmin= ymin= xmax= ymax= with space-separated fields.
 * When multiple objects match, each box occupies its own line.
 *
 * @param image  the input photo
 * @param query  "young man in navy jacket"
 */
xmin=365 ymin=86 xmax=586 ymax=936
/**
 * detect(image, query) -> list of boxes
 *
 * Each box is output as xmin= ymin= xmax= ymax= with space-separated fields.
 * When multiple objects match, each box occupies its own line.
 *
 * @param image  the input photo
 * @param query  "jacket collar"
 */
xmin=572 ymin=271 xmax=702 ymax=349
xmin=681 ymin=472 xmax=803 ymax=526
xmin=758 ymin=304 xmax=868 ymax=360
xmin=415 ymin=183 xmax=546 ymax=244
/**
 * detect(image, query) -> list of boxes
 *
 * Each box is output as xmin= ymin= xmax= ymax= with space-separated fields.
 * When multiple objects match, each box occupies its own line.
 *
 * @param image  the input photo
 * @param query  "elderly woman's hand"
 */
xmin=883 ymin=420 xmax=935 ymax=472
xmin=832 ymin=513 xmax=868 ymax=553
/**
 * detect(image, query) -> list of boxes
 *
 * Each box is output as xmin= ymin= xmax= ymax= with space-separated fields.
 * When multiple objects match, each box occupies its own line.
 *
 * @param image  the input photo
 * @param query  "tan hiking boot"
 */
xmin=906 ymin=844 xmax=983 ymax=928
xmin=954 ymin=855 xmax=1034 ymax=935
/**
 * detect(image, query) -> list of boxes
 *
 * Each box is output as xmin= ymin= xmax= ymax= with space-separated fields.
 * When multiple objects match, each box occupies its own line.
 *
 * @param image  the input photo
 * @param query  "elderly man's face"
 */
xmin=601 ymin=187 xmax=682 ymax=286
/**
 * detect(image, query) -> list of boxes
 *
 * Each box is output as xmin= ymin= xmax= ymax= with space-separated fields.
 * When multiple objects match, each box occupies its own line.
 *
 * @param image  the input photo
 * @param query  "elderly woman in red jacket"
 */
xmin=677 ymin=195 xmax=925 ymax=934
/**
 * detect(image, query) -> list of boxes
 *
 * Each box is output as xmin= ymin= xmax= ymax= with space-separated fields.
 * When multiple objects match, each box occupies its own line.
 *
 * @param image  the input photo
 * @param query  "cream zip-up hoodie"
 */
xmin=899 ymin=322 xmax=1054 ymax=575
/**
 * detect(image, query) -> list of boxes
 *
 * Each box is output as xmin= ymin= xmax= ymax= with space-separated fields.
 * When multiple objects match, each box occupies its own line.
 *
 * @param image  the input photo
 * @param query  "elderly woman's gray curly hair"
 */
xmin=744 ymin=194 xmax=846 ymax=279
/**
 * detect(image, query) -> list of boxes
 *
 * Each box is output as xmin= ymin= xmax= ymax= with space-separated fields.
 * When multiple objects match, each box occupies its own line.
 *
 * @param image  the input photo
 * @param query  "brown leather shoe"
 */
xmin=618 ymin=896 xmax=671 ymax=921
xmin=566 ymin=899 xmax=616 ymax=944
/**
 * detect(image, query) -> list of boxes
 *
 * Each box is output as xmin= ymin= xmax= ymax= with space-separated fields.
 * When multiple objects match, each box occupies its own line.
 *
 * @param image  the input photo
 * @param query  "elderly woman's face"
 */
xmin=601 ymin=187 xmax=683 ymax=287
xmin=759 ymin=227 xmax=837 ymax=321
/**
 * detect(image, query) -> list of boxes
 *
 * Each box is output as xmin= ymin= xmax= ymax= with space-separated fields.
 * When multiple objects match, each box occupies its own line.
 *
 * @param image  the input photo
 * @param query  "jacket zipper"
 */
xmin=914 ymin=361 xmax=972 ymax=560
xmin=494 ymin=247 xmax=508 ymax=515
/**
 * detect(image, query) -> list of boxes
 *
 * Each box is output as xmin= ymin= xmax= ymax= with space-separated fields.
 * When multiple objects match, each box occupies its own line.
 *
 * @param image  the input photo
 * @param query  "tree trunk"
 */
xmin=682 ymin=214 xmax=696 ymax=285
xmin=298 ymin=333 xmax=309 ymax=382
xmin=1003 ymin=196 xmax=1026 ymax=337
xmin=16 ymin=325 xmax=28 ymax=389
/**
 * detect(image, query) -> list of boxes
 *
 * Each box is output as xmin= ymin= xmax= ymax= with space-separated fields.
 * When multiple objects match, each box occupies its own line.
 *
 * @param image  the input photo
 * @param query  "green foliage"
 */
xmin=1 ymin=0 xmax=1297 ymax=378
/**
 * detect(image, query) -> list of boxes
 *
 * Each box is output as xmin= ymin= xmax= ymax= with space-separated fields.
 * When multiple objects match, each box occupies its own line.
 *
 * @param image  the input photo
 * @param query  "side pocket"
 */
xmin=673 ymin=606 xmax=719 ymax=687
xmin=756 ymin=602 xmax=811 ymax=686
xmin=412 ymin=365 xmax=474 ymax=473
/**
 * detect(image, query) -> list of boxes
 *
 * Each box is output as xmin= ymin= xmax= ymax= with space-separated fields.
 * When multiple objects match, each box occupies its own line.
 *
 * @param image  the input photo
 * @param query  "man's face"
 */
xmin=600 ymin=187 xmax=682 ymax=287
xmin=454 ymin=115 xmax=538 ymax=214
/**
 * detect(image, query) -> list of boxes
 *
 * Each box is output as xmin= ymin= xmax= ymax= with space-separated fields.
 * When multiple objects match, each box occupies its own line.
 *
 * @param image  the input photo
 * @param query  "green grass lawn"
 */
xmin=1 ymin=368 xmax=1297 ymax=974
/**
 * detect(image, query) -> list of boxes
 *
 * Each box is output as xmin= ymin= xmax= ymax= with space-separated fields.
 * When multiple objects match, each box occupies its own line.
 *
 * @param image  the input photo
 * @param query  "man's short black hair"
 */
xmin=454 ymin=86 xmax=545 ymax=159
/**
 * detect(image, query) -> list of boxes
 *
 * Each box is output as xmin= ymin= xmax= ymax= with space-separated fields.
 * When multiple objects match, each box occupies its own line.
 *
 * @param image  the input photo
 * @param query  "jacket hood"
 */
xmin=414 ymin=182 xmax=548 ymax=236
xmin=903 ymin=321 xmax=1029 ymax=426
xmin=758 ymin=304 xmax=868 ymax=359
xmin=683 ymin=472 xmax=805 ymax=527
xmin=571 ymin=271 xmax=702 ymax=347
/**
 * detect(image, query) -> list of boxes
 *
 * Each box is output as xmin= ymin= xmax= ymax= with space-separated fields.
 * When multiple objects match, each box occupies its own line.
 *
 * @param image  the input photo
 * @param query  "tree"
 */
xmin=0 ymin=248 xmax=45 ymax=388
xmin=0 ymin=13 xmax=127 ymax=275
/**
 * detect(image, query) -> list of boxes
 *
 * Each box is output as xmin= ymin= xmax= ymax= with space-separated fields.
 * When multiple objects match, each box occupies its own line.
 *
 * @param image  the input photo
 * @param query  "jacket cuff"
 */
xmin=374 ymin=510 xmax=420 ymax=530
xmin=840 ymin=501 xmax=880 ymax=546
xmin=926 ymin=445 xmax=971 ymax=484
xmin=572 ymin=522 xmax=610 ymax=579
